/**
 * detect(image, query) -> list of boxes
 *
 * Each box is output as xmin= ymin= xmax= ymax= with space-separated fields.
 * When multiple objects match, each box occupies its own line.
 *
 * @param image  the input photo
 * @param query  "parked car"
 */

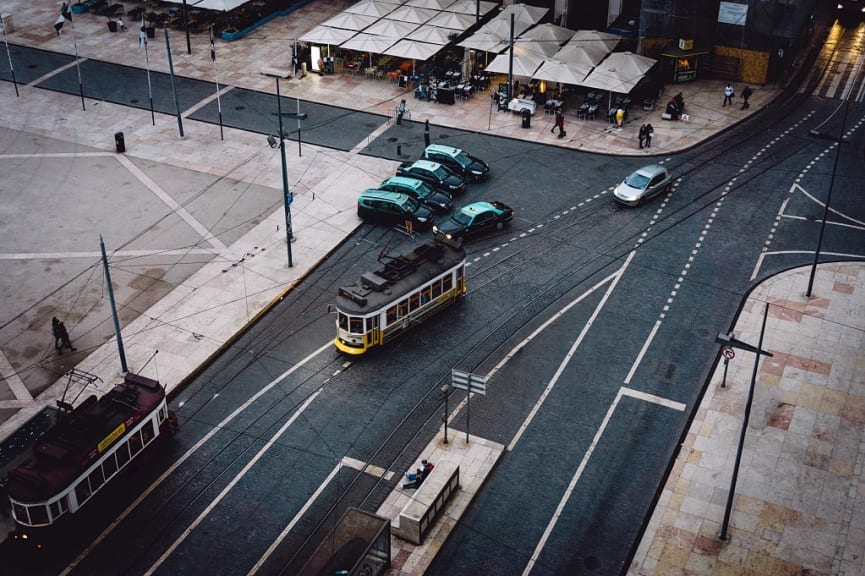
xmin=433 ymin=201 xmax=514 ymax=246
xmin=396 ymin=160 xmax=467 ymax=195
xmin=422 ymin=144 xmax=490 ymax=182
xmin=612 ymin=164 xmax=672 ymax=206
xmin=378 ymin=176 xmax=453 ymax=213
xmin=357 ymin=190 xmax=434 ymax=228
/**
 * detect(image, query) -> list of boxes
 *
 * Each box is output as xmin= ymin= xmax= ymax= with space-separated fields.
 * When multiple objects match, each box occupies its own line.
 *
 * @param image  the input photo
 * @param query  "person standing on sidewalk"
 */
xmin=552 ymin=107 xmax=565 ymax=138
xmin=741 ymin=86 xmax=753 ymax=110
xmin=645 ymin=123 xmax=654 ymax=148
xmin=638 ymin=124 xmax=647 ymax=149
xmin=723 ymin=83 xmax=734 ymax=106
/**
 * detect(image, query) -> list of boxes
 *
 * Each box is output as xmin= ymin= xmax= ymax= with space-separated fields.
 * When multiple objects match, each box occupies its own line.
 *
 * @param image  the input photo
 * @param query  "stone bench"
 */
xmin=392 ymin=461 xmax=459 ymax=545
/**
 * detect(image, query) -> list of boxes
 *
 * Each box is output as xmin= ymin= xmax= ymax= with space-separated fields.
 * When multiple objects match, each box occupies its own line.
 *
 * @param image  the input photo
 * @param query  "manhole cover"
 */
xmin=234 ymin=105 xmax=246 ymax=111
xmin=387 ymin=137 xmax=398 ymax=142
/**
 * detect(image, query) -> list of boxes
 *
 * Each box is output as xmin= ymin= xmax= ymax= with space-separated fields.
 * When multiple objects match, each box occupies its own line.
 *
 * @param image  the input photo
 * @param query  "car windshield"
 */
xmin=430 ymin=165 xmax=450 ymax=180
xmin=452 ymin=211 xmax=472 ymax=225
xmin=452 ymin=152 xmax=472 ymax=168
xmin=415 ymin=182 xmax=434 ymax=199
xmin=405 ymin=196 xmax=421 ymax=211
xmin=624 ymin=172 xmax=651 ymax=189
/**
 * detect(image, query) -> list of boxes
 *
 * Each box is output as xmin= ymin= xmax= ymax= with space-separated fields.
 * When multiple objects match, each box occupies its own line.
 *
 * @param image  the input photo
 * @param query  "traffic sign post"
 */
xmin=451 ymin=369 xmax=487 ymax=444
xmin=721 ymin=346 xmax=735 ymax=388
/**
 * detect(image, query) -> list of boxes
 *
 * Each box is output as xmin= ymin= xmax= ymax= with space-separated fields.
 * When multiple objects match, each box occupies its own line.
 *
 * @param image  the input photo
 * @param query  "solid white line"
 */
xmin=621 ymin=387 xmax=686 ymax=411
xmin=750 ymin=252 xmax=766 ymax=282
xmin=0 ymin=249 xmax=216 ymax=261
xmin=522 ymin=386 xmax=685 ymax=576
xmin=247 ymin=458 xmax=341 ymax=576
xmin=0 ymin=152 xmax=114 ymax=159
xmin=144 ymin=389 xmax=323 ymax=576
xmin=59 ymin=340 xmax=333 ymax=576
xmin=114 ymin=155 xmax=228 ymax=252
xmin=751 ymin=250 xmax=865 ymax=282
xmin=624 ymin=320 xmax=661 ymax=385
xmin=797 ymin=185 xmax=865 ymax=227
xmin=507 ymin=252 xmax=635 ymax=452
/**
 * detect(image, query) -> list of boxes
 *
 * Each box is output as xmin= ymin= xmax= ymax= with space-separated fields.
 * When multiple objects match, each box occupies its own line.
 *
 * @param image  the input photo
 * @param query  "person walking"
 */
xmin=723 ymin=83 xmax=734 ymax=107
xmin=645 ymin=123 xmax=654 ymax=148
xmin=638 ymin=124 xmax=647 ymax=149
xmin=741 ymin=86 xmax=753 ymax=110
xmin=116 ymin=17 xmax=126 ymax=31
xmin=552 ymin=107 xmax=565 ymax=137
xmin=139 ymin=25 xmax=148 ymax=47
xmin=52 ymin=317 xmax=76 ymax=353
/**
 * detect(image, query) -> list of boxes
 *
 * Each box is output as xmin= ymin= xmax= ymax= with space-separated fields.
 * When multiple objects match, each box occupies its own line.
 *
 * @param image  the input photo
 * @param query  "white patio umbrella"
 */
xmin=386 ymin=5 xmax=437 ymax=24
xmin=567 ymin=30 xmax=621 ymax=53
xmin=341 ymin=32 xmax=399 ymax=58
xmin=554 ymin=42 xmax=610 ymax=67
xmin=517 ymin=23 xmax=574 ymax=58
xmin=365 ymin=18 xmax=419 ymax=38
xmin=580 ymin=51 xmax=657 ymax=94
xmin=407 ymin=25 xmax=458 ymax=45
xmin=498 ymin=3 xmax=549 ymax=28
xmin=405 ymin=0 xmax=455 ymax=10
xmin=427 ymin=10 xmax=475 ymax=31
xmin=484 ymin=50 xmax=544 ymax=78
xmin=383 ymin=38 xmax=443 ymax=74
xmin=162 ymin=0 xmax=245 ymax=10
xmin=533 ymin=59 xmax=593 ymax=86
xmin=458 ymin=31 xmax=508 ymax=53
xmin=321 ymin=12 xmax=377 ymax=31
xmin=444 ymin=0 xmax=498 ymax=17
xmin=299 ymin=25 xmax=356 ymax=45
xmin=345 ymin=0 xmax=401 ymax=18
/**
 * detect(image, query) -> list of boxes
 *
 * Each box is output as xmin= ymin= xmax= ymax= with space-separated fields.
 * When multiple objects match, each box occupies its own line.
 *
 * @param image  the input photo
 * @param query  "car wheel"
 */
xmin=455 ymin=236 xmax=464 ymax=248
xmin=496 ymin=221 xmax=503 ymax=230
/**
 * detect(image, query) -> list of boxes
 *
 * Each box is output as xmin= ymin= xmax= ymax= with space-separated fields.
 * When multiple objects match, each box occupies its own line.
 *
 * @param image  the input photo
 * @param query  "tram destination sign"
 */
xmin=451 ymin=369 xmax=487 ymax=396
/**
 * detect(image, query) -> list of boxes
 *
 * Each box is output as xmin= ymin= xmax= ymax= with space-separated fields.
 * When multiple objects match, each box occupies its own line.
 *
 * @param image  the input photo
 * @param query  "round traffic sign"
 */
xmin=722 ymin=346 xmax=735 ymax=360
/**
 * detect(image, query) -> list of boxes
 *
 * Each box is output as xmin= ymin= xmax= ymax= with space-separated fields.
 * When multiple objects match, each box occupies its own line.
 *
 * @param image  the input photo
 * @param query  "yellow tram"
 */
xmin=334 ymin=241 xmax=466 ymax=354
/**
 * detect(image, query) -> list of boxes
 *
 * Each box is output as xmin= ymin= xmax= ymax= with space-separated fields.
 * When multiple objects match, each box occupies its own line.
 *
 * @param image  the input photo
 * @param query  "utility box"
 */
xmin=114 ymin=132 xmax=126 ymax=153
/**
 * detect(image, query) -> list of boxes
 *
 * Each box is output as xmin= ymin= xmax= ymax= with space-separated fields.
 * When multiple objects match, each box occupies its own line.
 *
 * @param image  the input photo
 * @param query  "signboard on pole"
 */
xmin=718 ymin=2 xmax=748 ymax=25
xmin=451 ymin=369 xmax=487 ymax=395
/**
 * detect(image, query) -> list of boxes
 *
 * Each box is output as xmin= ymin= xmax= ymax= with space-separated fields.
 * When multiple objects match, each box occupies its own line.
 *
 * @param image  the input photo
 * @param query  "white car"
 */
xmin=508 ymin=98 xmax=537 ymax=115
xmin=613 ymin=164 xmax=673 ymax=206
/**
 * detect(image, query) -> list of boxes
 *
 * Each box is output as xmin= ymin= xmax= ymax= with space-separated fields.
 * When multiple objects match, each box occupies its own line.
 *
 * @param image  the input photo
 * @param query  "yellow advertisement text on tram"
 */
xmin=98 ymin=422 xmax=126 ymax=453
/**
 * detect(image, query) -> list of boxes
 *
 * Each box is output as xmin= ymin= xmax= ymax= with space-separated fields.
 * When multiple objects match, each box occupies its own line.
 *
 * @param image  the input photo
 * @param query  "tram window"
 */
xmin=386 ymin=306 xmax=397 ymax=325
xmin=338 ymin=313 xmax=349 ymax=330
xmin=159 ymin=405 xmax=167 ymax=423
xmin=75 ymin=479 xmax=92 ymax=505
xmin=58 ymin=495 xmax=68 ymax=514
xmin=29 ymin=504 xmax=49 ymax=526
xmin=50 ymin=500 xmax=61 ymax=520
xmin=128 ymin=430 xmax=144 ymax=455
xmin=12 ymin=503 xmax=28 ymax=524
xmin=397 ymin=301 xmax=408 ymax=318
xmin=89 ymin=467 xmax=105 ymax=492
xmin=443 ymin=275 xmax=453 ymax=291
xmin=116 ymin=443 xmax=131 ymax=468
xmin=102 ymin=453 xmax=118 ymax=479
xmin=349 ymin=317 xmax=364 ymax=334
xmin=409 ymin=293 xmax=420 ymax=311
xmin=431 ymin=280 xmax=442 ymax=298
xmin=142 ymin=421 xmax=156 ymax=445
xmin=421 ymin=287 xmax=432 ymax=305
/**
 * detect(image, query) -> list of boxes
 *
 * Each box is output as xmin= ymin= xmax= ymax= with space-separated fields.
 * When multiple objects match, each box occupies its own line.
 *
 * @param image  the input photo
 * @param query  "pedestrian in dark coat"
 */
xmin=741 ymin=86 xmax=753 ymax=110
xmin=645 ymin=124 xmax=654 ymax=148
xmin=638 ymin=124 xmax=647 ymax=149
xmin=52 ymin=317 xmax=76 ymax=353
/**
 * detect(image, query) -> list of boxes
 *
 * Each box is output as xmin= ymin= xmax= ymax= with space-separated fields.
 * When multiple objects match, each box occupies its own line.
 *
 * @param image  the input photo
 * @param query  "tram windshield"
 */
xmin=338 ymin=312 xmax=366 ymax=334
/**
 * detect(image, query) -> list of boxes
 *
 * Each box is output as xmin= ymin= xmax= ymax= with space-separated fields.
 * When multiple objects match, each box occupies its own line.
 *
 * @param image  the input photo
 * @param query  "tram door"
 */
xmin=368 ymin=316 xmax=380 ymax=346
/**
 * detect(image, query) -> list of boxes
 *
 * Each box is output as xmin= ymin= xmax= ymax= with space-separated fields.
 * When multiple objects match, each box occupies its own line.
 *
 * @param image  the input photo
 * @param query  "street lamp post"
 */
xmin=715 ymin=304 xmax=773 ymax=541
xmin=270 ymin=77 xmax=307 ymax=268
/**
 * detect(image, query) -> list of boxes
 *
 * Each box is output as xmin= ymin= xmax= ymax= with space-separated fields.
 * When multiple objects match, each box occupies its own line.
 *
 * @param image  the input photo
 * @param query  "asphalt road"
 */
xmin=4 ymin=33 xmax=865 ymax=576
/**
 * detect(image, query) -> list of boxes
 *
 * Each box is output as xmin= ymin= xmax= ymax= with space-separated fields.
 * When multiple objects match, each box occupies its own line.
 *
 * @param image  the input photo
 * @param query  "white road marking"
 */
xmin=521 ymin=386 xmax=684 ymax=576
xmin=247 ymin=458 xmax=341 ymax=576
xmin=59 ymin=340 xmax=333 ymax=576
xmin=506 ymin=251 xmax=635 ymax=452
xmin=0 ymin=249 xmax=215 ymax=260
xmin=0 ymin=349 xmax=32 ymax=403
xmin=341 ymin=456 xmax=394 ymax=480
xmin=624 ymin=320 xmax=661 ymax=385
xmin=144 ymin=389 xmax=323 ymax=576
xmin=751 ymin=250 xmax=865 ymax=281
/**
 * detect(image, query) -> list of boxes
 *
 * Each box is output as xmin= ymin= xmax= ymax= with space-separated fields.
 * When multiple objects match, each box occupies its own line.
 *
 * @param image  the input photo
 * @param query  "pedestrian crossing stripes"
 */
xmin=801 ymin=31 xmax=865 ymax=102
